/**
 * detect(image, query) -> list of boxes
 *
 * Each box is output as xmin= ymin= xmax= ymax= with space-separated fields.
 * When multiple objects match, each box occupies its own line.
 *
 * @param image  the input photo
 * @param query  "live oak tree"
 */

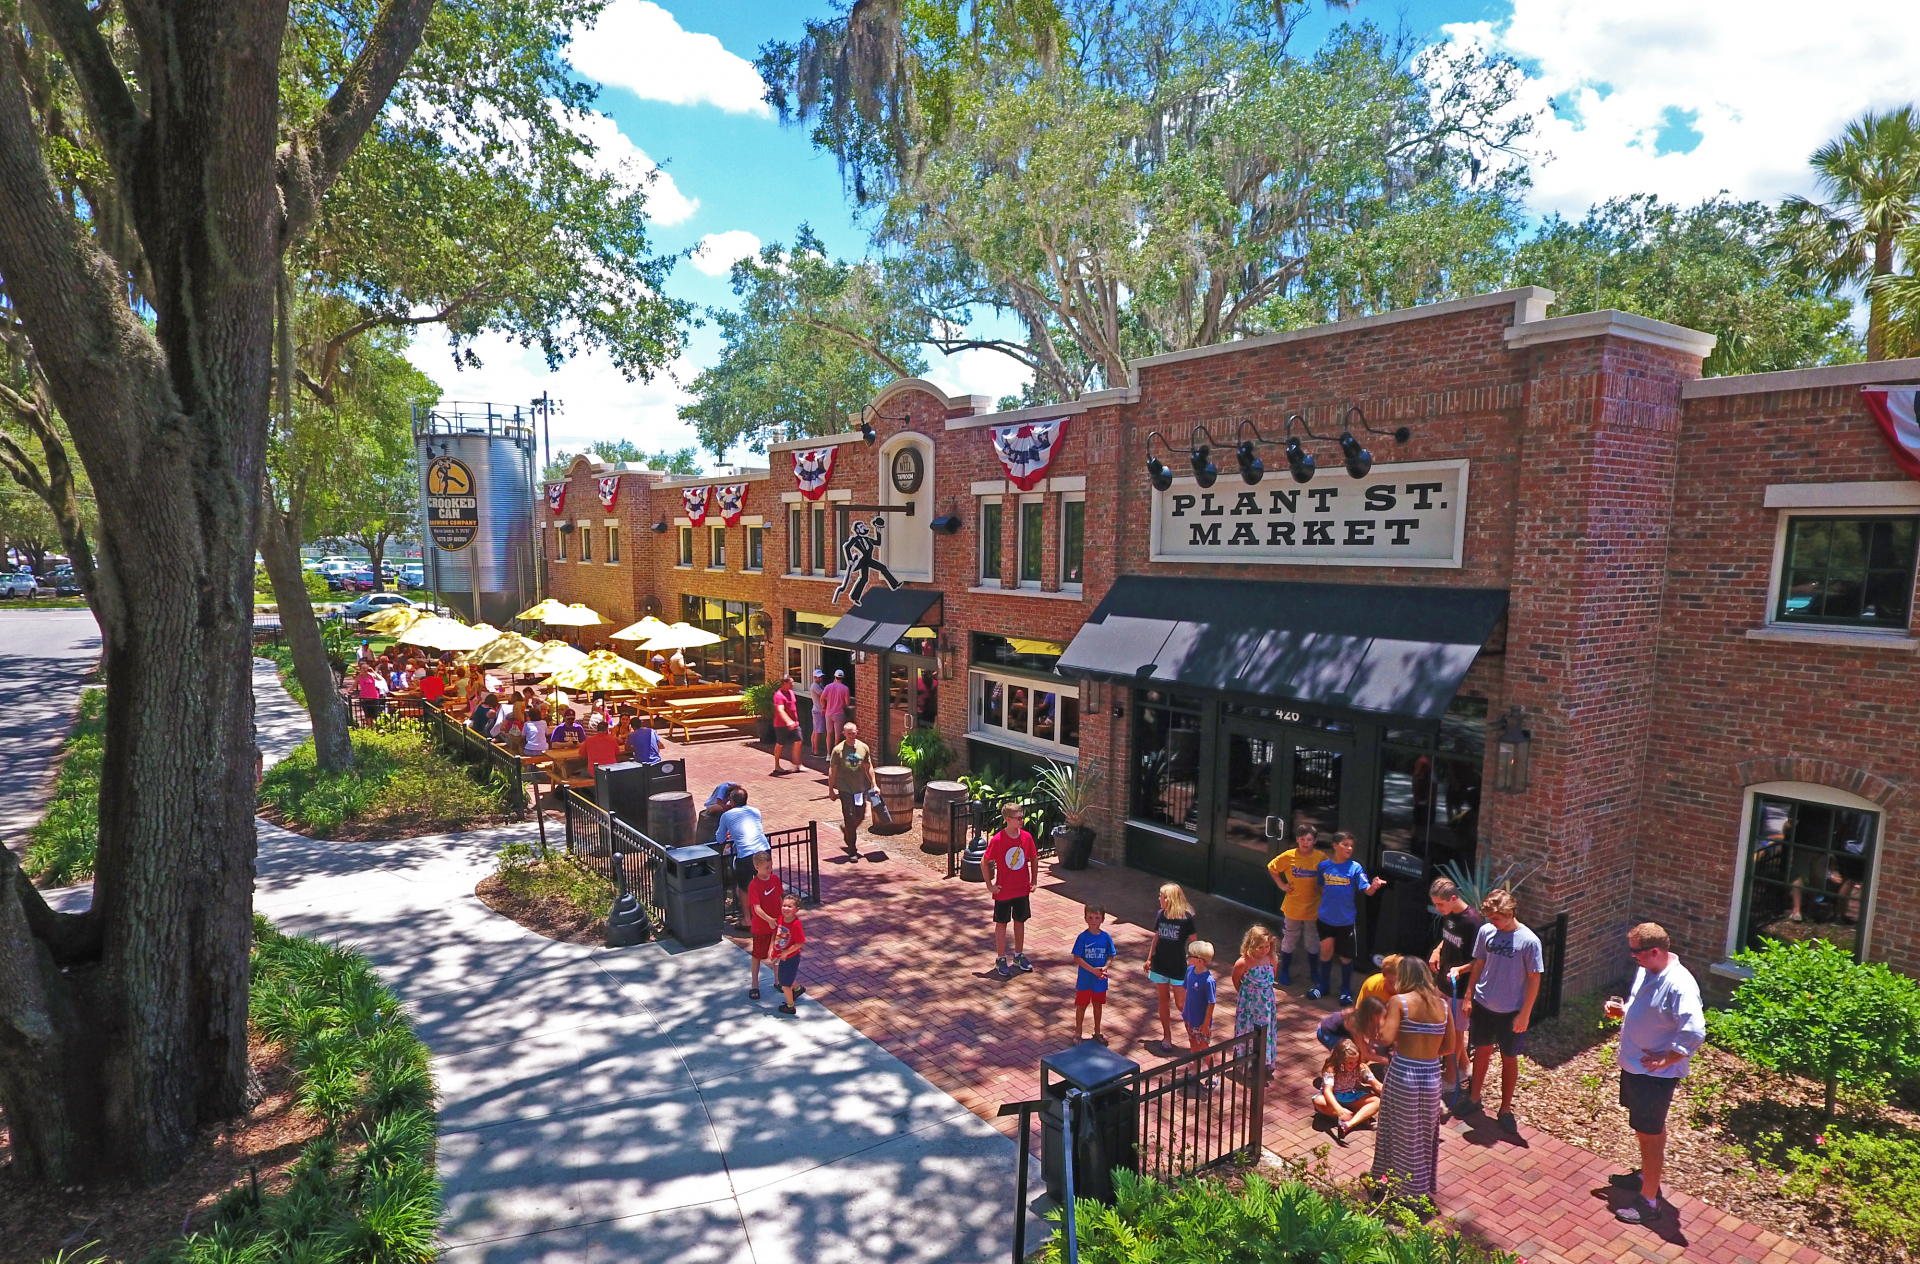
xmin=0 ymin=0 xmax=444 ymax=1188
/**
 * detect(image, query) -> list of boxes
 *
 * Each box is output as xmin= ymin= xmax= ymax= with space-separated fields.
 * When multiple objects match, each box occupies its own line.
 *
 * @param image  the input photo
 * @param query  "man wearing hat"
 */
xmin=809 ymin=667 xmax=829 ymax=757
xmin=819 ymin=668 xmax=851 ymax=741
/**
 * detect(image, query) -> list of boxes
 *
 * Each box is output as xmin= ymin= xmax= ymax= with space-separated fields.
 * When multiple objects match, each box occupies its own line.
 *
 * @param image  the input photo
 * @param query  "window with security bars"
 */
xmin=1742 ymin=794 xmax=1877 ymax=960
xmin=1774 ymin=515 xmax=1918 ymax=629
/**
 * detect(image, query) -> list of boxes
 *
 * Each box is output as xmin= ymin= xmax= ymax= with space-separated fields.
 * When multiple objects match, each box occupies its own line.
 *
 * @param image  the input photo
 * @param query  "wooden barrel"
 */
xmin=648 ymin=790 xmax=696 ymax=849
xmin=872 ymin=766 xmax=915 ymax=835
xmin=921 ymin=780 xmax=969 ymax=854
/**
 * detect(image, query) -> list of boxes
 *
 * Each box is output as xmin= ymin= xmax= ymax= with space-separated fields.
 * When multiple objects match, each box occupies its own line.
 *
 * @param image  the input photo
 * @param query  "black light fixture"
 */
xmin=1144 ymin=431 xmax=1176 ymax=491
xmin=1339 ymin=431 xmax=1373 ymax=479
xmin=859 ymin=418 xmax=877 ymax=445
xmin=1189 ymin=443 xmax=1218 ymax=488
xmin=929 ymin=513 xmax=963 ymax=534
xmin=1494 ymin=706 xmax=1531 ymax=793
xmin=1285 ymin=437 xmax=1315 ymax=483
xmin=650 ymin=520 xmax=670 ymax=534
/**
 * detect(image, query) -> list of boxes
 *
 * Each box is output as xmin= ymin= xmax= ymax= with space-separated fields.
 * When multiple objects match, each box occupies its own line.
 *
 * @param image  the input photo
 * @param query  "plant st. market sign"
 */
xmin=1149 ymin=459 xmax=1468 ymax=568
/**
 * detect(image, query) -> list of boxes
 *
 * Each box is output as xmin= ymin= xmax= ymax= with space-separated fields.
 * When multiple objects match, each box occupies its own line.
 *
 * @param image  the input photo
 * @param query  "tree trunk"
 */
xmin=367 ymin=534 xmax=388 ymax=591
xmin=1866 ymin=230 xmax=1894 ymax=361
xmin=260 ymin=496 xmax=355 ymax=774
xmin=1825 ymin=1073 xmax=1838 ymax=1122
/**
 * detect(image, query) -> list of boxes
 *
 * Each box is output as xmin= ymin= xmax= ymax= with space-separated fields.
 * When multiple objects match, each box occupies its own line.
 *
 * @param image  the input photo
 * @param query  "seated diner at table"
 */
xmin=581 ymin=720 xmax=623 ymax=773
xmin=551 ymin=708 xmax=585 ymax=745
xmin=628 ymin=713 xmax=661 ymax=764
xmin=419 ymin=665 xmax=445 ymax=703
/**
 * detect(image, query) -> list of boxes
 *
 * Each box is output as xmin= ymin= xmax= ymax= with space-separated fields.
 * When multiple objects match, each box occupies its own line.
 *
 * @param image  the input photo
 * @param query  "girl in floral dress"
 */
xmin=1232 ymin=924 xmax=1280 ymax=1074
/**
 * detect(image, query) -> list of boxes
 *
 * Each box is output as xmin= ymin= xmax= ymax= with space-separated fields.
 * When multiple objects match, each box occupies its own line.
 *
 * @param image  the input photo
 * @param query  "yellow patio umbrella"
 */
xmin=538 ymin=650 xmax=663 ymax=692
xmin=495 ymin=638 xmax=588 ymax=676
xmin=607 ymin=615 xmax=672 ymax=642
xmin=515 ymin=598 xmax=571 ymax=622
xmin=397 ymin=618 xmax=497 ymax=652
xmin=634 ymin=621 xmax=725 ymax=651
xmin=459 ymin=630 xmax=541 ymax=666
xmin=540 ymin=602 xmax=604 ymax=627
xmin=360 ymin=604 xmax=430 ymax=634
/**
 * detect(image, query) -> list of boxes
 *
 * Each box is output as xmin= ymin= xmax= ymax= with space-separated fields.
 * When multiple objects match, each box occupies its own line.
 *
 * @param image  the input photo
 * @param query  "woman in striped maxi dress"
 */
xmin=1369 ymin=957 xmax=1455 ymax=1201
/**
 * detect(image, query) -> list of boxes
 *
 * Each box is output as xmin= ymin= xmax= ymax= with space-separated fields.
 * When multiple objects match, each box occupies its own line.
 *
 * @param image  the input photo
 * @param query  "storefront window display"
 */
xmin=681 ymin=595 xmax=765 ymax=685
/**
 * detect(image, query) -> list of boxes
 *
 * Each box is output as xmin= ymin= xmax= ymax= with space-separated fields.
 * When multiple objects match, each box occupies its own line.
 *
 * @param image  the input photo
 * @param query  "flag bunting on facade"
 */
xmin=792 ymin=447 xmax=838 ymax=500
xmin=682 ymin=485 xmax=711 ymax=526
xmin=545 ymin=483 xmax=566 ymax=514
xmin=989 ymin=418 xmax=1070 ymax=490
xmin=597 ymin=476 xmax=621 ymax=511
xmin=1862 ymin=387 xmax=1920 ymax=481
xmin=716 ymin=483 xmax=748 ymax=526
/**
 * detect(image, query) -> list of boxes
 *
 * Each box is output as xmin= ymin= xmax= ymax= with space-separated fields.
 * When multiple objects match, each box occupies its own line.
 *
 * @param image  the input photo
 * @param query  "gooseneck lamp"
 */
xmin=1189 ymin=444 xmax=1218 ymax=488
xmin=1339 ymin=431 xmax=1373 ymax=480
xmin=1143 ymin=431 xmax=1176 ymax=491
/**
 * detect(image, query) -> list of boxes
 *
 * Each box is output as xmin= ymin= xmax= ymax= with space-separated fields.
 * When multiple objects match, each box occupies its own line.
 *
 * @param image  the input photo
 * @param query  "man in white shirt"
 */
xmin=1604 ymin=922 xmax=1706 ymax=1226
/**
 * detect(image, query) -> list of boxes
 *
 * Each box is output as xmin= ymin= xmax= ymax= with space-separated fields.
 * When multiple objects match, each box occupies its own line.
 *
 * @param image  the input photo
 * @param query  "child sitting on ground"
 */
xmin=1316 ymin=994 xmax=1389 ymax=1065
xmin=1313 ymin=1038 xmax=1382 ymax=1143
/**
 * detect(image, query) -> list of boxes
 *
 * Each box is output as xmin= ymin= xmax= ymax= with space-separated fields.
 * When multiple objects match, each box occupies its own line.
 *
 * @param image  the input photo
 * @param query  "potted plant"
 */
xmin=896 ymin=726 xmax=957 ymax=801
xmin=1035 ymin=760 xmax=1101 ymax=870
xmin=741 ymin=682 xmax=776 ymax=743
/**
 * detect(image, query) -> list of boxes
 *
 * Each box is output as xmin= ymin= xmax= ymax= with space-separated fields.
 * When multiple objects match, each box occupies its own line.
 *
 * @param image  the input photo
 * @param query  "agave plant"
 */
xmin=1034 ymin=760 xmax=1102 ymax=830
xmin=1436 ymin=852 xmax=1529 ymax=908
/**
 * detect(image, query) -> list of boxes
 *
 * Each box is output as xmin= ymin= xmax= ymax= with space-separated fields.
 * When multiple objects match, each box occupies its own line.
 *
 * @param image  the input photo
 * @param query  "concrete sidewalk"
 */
xmin=254 ymin=816 xmax=1048 ymax=1263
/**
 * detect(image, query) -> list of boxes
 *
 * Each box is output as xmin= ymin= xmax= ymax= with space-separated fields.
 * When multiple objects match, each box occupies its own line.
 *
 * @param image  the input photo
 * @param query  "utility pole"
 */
xmin=533 ymin=391 xmax=554 ymax=475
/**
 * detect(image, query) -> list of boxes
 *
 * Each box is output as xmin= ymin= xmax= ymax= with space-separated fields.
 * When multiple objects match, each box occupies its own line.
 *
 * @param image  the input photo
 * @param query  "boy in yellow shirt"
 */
xmin=1266 ymin=824 xmax=1331 ymax=988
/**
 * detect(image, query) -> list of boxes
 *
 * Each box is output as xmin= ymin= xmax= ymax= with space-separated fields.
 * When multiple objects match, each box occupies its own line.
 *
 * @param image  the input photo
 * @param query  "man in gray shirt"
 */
xmin=1604 ymin=921 xmax=1706 ymax=1227
xmin=1465 ymin=888 xmax=1542 ymax=1134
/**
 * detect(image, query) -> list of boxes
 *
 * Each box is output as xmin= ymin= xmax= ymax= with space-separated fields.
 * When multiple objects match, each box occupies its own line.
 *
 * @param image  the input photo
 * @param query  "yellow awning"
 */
xmin=1010 ymin=638 xmax=1066 ymax=657
xmin=799 ymin=611 xmax=840 ymax=629
xmin=904 ymin=626 xmax=937 ymax=640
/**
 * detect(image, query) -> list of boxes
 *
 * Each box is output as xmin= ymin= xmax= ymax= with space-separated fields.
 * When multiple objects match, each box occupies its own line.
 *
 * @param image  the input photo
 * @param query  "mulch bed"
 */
xmin=1506 ymin=995 xmax=1918 ymax=1264
xmin=0 ymin=1037 xmax=324 ymax=1264
xmin=257 ymin=803 xmax=517 ymax=842
xmin=474 ymin=871 xmax=605 ymax=945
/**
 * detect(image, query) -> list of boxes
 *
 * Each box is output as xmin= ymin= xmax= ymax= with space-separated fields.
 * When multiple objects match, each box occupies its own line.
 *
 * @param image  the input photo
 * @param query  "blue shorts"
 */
xmin=1333 ymin=1088 xmax=1372 ymax=1106
xmin=1148 ymin=970 xmax=1184 ymax=987
xmin=777 ymin=954 xmax=801 ymax=988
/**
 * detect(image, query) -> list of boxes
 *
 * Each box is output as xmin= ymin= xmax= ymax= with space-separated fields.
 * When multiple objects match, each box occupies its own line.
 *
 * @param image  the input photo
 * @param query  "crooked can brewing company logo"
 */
xmin=426 ymin=457 xmax=479 ymax=552
xmin=1149 ymin=459 xmax=1469 ymax=568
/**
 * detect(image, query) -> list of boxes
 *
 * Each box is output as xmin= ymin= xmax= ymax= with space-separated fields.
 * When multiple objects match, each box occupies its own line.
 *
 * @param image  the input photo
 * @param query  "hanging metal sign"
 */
xmin=425 ymin=456 xmax=480 ymax=552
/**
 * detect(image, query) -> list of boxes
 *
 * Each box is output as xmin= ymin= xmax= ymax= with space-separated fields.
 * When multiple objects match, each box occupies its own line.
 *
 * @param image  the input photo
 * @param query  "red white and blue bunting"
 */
xmin=682 ymin=485 xmax=711 ymax=526
xmin=1862 ymin=387 xmax=1920 ymax=482
xmin=989 ymin=417 xmax=1070 ymax=490
xmin=792 ymin=446 xmax=838 ymax=500
xmin=715 ymin=483 xmax=748 ymax=526
xmin=597 ymin=476 xmax=621 ymax=511
xmin=545 ymin=483 xmax=566 ymax=514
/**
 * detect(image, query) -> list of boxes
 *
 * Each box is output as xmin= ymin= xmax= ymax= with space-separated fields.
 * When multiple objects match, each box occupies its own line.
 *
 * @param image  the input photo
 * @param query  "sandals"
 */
xmin=748 ymin=988 xmax=761 ymax=1000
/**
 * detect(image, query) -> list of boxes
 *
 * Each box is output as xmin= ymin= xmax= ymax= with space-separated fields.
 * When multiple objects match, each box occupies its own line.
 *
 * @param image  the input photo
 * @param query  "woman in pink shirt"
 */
xmin=771 ymin=674 xmax=803 ymax=775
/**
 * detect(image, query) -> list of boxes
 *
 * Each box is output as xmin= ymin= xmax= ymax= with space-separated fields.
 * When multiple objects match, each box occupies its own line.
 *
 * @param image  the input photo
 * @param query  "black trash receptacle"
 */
xmin=1039 ymin=1041 xmax=1139 ymax=1205
xmin=662 ymin=843 xmax=724 ymax=947
xmin=595 ymin=759 xmax=688 ymax=835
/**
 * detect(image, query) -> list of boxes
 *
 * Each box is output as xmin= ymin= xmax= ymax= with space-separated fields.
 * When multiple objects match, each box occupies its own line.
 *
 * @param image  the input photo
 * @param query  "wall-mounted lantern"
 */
xmin=1494 ymin=706 xmax=1531 ymax=793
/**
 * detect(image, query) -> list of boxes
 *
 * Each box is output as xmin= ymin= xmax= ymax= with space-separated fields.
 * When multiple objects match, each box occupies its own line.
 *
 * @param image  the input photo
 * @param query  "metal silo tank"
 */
xmin=414 ymin=403 xmax=537 ymax=626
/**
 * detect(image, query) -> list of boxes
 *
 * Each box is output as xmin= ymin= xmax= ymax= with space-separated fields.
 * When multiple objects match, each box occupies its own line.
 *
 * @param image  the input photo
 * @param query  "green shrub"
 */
xmin=1711 ymin=937 xmax=1920 ymax=1119
xmin=1049 ymin=1170 xmax=1521 ymax=1263
xmin=1785 ymin=1127 xmax=1920 ymax=1252
xmin=741 ymin=682 xmax=775 ymax=719
xmin=260 ymin=729 xmax=506 ymax=838
xmin=22 ymin=688 xmax=106 ymax=886
xmin=896 ymin=726 xmax=957 ymax=783
xmin=494 ymin=842 xmax=612 ymax=919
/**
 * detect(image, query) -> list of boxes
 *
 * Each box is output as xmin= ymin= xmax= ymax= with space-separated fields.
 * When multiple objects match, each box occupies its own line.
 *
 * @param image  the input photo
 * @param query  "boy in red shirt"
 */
xmin=745 ymin=851 xmax=784 ymax=1000
xmin=986 ymin=801 xmax=1038 ymax=979
xmin=771 ymin=891 xmax=806 ymax=1015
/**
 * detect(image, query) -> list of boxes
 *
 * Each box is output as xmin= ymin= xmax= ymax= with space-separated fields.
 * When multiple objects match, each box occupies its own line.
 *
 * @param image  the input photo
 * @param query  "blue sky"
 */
xmin=407 ymin=0 xmax=1919 ymax=466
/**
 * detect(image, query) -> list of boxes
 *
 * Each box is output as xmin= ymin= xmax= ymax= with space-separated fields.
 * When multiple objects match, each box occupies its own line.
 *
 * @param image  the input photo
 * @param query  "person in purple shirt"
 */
xmin=628 ymin=714 xmax=661 ymax=764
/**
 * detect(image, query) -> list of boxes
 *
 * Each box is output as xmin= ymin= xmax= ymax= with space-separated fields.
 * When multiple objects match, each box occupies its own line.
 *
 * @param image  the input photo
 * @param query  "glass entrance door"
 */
xmin=1212 ymin=722 xmax=1349 ymax=911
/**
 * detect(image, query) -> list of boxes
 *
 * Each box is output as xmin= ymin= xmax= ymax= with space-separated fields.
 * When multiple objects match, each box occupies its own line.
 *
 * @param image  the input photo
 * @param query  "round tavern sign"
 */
xmin=425 ymin=457 xmax=479 ymax=552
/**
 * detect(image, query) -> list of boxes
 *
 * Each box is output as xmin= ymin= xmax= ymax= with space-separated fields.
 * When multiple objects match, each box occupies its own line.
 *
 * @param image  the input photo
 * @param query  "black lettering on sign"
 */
xmin=1200 ymin=493 xmax=1225 ymax=517
xmin=1228 ymin=523 xmax=1258 ymax=545
xmin=1189 ymin=523 xmax=1222 ymax=546
xmin=1345 ymin=520 xmax=1376 ymax=545
xmin=1304 ymin=521 xmax=1334 ymax=545
xmin=1405 ymin=482 xmax=1443 ymax=510
xmin=1384 ymin=519 xmax=1419 ymax=545
xmin=1364 ymin=485 xmax=1398 ymax=511
xmin=1231 ymin=492 xmax=1262 ymax=516
xmin=1268 ymin=489 xmax=1299 ymax=514
xmin=1307 ymin=487 xmax=1339 ymax=513
xmin=1171 ymin=495 xmax=1195 ymax=517
xmin=1267 ymin=522 xmax=1295 ymax=545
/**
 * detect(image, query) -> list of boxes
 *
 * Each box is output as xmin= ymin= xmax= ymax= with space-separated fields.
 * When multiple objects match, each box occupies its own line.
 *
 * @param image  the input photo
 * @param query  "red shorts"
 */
xmin=751 ymin=932 xmax=774 ymax=960
xmin=1074 ymin=989 xmax=1107 ymax=1008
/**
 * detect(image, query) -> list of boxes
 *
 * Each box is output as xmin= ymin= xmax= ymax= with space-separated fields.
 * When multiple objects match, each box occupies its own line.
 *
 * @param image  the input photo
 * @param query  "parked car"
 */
xmin=47 ymin=567 xmax=81 ymax=596
xmin=397 ymin=565 xmax=425 ymax=589
xmin=342 ymin=591 xmax=417 ymax=620
xmin=0 ymin=570 xmax=39 ymax=598
xmin=340 ymin=569 xmax=378 ymax=592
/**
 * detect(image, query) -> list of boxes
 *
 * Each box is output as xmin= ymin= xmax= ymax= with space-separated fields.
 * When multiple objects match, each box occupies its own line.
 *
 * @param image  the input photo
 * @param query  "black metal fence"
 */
xmin=1111 ymin=1028 xmax=1267 ymax=1184
xmin=421 ymin=701 xmax=527 ymax=812
xmin=764 ymin=823 xmax=822 ymax=907
xmin=558 ymin=788 xmax=671 ymax=933
xmin=1537 ymin=910 xmax=1570 ymax=1021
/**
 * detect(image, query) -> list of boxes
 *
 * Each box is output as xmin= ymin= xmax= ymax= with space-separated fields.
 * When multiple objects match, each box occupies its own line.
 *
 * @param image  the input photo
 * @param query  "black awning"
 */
xmin=1058 ymin=577 xmax=1507 ymax=722
xmin=823 ymin=586 xmax=943 ymax=652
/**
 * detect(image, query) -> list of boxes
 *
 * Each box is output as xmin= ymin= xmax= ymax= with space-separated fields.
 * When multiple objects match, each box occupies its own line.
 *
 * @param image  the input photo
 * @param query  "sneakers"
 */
xmin=995 ymin=957 xmax=1014 ymax=979
xmin=778 ymin=1002 xmax=797 ymax=1016
xmin=1338 ymin=991 xmax=1354 ymax=1006
xmin=1608 ymin=1170 xmax=1644 ymax=1188
xmin=1305 ymin=987 xmax=1325 ymax=1000
xmin=1497 ymin=1110 xmax=1519 ymax=1135
xmin=1013 ymin=953 xmax=1034 ymax=973
xmin=1613 ymin=1195 xmax=1664 ymax=1225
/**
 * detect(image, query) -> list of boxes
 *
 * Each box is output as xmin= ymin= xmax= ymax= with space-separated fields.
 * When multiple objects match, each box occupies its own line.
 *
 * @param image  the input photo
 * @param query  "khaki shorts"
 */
xmin=1280 ymin=916 xmax=1317 ymax=954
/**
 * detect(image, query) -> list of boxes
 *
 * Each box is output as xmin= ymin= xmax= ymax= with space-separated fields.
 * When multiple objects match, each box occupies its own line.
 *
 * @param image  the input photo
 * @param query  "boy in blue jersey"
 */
xmin=1071 ymin=904 xmax=1119 ymax=1044
xmin=1313 ymin=832 xmax=1384 ymax=1004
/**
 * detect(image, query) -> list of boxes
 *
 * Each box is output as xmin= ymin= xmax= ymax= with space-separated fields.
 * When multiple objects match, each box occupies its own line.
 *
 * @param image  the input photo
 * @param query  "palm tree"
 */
xmin=1780 ymin=107 xmax=1920 ymax=361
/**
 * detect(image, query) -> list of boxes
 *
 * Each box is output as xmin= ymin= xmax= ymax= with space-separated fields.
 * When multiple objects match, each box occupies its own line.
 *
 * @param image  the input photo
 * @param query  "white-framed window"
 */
xmin=786 ymin=639 xmax=823 ymax=697
xmin=788 ymin=508 xmax=804 ymax=573
xmin=969 ymin=668 xmax=1080 ymax=756
xmin=606 ymin=524 xmax=620 ymax=563
xmin=810 ymin=507 xmax=826 ymax=572
xmin=1765 ymin=510 xmax=1917 ymax=632
xmin=1060 ymin=492 xmax=1086 ymax=588
xmin=677 ymin=525 xmax=693 ymax=567
xmin=1017 ymin=495 xmax=1044 ymax=587
xmin=979 ymin=499 xmax=1003 ymax=582
xmin=709 ymin=525 xmax=727 ymax=569
xmin=747 ymin=526 xmax=765 ymax=571
xmin=557 ymin=524 xmax=569 ymax=562
xmin=578 ymin=519 xmax=592 ymax=563
xmin=1730 ymin=782 xmax=1883 ymax=963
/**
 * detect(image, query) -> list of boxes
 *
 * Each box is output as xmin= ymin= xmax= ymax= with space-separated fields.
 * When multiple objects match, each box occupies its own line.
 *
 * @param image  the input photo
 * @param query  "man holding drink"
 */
xmin=1605 ymin=922 xmax=1707 ymax=1227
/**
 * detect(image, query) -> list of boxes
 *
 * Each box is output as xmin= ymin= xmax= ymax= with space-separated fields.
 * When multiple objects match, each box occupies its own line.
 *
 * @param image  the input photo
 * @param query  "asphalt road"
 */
xmin=0 ymin=607 xmax=101 ymax=847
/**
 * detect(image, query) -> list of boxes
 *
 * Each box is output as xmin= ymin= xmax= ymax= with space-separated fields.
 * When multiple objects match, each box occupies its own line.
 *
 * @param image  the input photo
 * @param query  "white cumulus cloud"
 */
xmin=572 ymin=1 xmax=772 ymax=117
xmin=690 ymin=230 xmax=763 ymax=277
xmin=561 ymin=107 xmax=698 ymax=226
xmin=921 ymin=346 xmax=1034 ymax=408
xmin=1445 ymin=0 xmax=1920 ymax=217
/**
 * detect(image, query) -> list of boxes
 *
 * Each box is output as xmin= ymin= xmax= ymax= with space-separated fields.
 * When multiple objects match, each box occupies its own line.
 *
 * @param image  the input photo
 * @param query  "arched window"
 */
xmin=1733 ymin=782 xmax=1882 ymax=962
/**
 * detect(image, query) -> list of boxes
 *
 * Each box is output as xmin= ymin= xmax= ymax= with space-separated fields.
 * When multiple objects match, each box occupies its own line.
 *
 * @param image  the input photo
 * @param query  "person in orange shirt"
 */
xmin=579 ymin=719 xmax=622 ymax=773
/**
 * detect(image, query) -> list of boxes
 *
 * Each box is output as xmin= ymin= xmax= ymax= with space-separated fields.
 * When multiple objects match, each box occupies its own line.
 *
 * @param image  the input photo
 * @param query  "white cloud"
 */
xmin=561 ymin=107 xmax=698 ymax=226
xmin=405 ymin=331 xmax=706 ymax=468
xmin=1445 ymin=0 xmax=1920 ymax=217
xmin=690 ymin=230 xmax=763 ymax=277
xmin=572 ymin=1 xmax=772 ymax=117
xmin=921 ymin=346 xmax=1034 ymax=408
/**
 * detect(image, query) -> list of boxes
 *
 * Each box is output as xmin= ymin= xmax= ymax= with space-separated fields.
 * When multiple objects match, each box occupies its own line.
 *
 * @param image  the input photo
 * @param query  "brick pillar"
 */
xmin=1497 ymin=329 xmax=1703 ymax=995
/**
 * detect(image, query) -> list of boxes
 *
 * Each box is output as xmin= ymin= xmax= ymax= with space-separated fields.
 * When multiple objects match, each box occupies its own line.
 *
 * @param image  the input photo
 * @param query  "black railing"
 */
xmin=765 ymin=823 xmax=822 ymax=907
xmin=423 ymin=702 xmax=527 ymax=813
xmin=560 ymin=789 xmax=670 ymax=935
xmin=1538 ymin=910 xmax=1570 ymax=1021
xmin=1128 ymin=1027 xmax=1267 ymax=1182
xmin=947 ymin=797 xmax=987 ymax=879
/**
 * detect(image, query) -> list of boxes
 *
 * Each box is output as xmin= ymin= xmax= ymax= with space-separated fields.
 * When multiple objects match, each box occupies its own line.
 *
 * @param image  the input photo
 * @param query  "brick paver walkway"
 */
xmin=662 ymin=733 xmax=1840 ymax=1264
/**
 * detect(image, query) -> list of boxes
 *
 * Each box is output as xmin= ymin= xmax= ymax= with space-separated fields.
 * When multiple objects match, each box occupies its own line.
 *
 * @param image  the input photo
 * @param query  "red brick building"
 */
xmin=543 ymin=287 xmax=1920 ymax=996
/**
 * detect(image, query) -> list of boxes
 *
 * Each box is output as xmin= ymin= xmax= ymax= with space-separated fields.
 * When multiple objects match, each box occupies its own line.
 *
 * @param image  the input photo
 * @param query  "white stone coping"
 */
xmin=1682 ymin=357 xmax=1920 ymax=399
xmin=1764 ymin=481 xmax=1920 ymax=509
xmin=1502 ymin=308 xmax=1716 ymax=357
xmin=1743 ymin=626 xmax=1918 ymax=652
xmin=655 ymin=469 xmax=771 ymax=490
xmin=765 ymin=430 xmax=871 ymax=454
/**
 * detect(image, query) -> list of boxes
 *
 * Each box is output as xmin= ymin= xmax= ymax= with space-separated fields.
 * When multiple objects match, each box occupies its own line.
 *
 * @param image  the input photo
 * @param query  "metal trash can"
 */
xmin=596 ymin=759 xmax=687 ymax=835
xmin=1039 ymin=1041 xmax=1139 ymax=1204
xmin=662 ymin=843 xmax=724 ymax=947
